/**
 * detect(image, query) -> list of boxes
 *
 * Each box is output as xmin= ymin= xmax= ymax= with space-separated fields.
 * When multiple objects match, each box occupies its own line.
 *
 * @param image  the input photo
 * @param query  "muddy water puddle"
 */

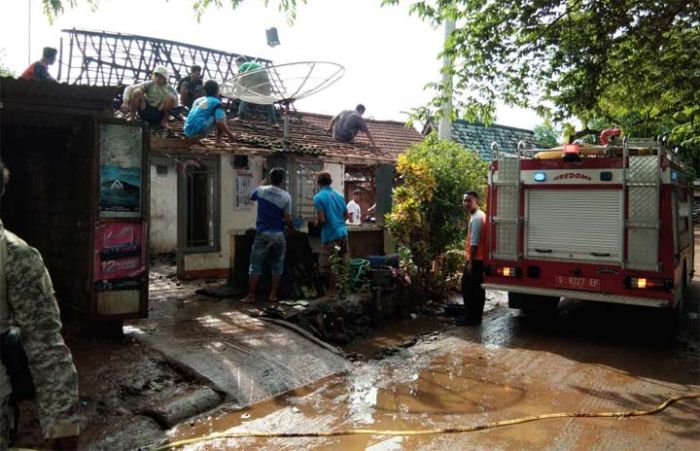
xmin=168 ymin=305 xmax=700 ymax=450
xmin=343 ymin=316 xmax=452 ymax=359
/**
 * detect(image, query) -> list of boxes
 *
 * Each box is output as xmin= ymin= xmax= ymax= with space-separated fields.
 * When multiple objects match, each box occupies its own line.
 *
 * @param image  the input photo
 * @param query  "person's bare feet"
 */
xmin=268 ymin=296 xmax=279 ymax=303
xmin=240 ymin=296 xmax=255 ymax=304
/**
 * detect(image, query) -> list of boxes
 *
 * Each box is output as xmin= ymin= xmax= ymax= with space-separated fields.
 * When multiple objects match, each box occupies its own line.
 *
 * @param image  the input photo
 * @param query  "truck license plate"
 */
xmin=555 ymin=275 xmax=600 ymax=292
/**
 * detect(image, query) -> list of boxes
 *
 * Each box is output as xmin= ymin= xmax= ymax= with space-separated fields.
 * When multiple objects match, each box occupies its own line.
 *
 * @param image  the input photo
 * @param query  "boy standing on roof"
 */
xmin=20 ymin=47 xmax=57 ymax=82
xmin=183 ymin=80 xmax=235 ymax=147
xmin=121 ymin=66 xmax=178 ymax=129
xmin=327 ymin=104 xmax=376 ymax=147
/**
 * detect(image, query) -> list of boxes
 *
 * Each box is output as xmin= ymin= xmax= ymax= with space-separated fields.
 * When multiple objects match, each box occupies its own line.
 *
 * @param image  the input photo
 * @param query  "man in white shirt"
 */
xmin=346 ymin=190 xmax=362 ymax=225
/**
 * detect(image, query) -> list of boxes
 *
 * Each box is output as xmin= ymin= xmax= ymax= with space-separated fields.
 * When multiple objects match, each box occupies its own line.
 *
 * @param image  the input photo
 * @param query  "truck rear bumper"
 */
xmin=481 ymin=283 xmax=671 ymax=308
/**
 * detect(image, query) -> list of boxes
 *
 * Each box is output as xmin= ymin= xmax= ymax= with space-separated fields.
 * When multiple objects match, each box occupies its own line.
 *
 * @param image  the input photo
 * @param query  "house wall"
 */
xmin=184 ymin=154 xmax=264 ymax=277
xmin=323 ymin=162 xmax=345 ymax=195
xmin=150 ymin=158 xmax=178 ymax=252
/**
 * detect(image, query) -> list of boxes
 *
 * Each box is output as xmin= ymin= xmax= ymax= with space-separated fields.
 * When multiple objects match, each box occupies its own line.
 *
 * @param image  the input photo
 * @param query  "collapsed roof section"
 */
xmin=59 ymin=28 xmax=271 ymax=86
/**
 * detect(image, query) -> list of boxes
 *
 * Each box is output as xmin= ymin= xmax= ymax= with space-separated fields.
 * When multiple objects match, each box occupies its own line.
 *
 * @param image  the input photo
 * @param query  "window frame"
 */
xmin=177 ymin=155 xmax=221 ymax=254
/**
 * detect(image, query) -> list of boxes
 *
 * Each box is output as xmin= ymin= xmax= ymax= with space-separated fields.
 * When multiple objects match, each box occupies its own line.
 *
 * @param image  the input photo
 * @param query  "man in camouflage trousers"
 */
xmin=0 ymin=160 xmax=80 ymax=449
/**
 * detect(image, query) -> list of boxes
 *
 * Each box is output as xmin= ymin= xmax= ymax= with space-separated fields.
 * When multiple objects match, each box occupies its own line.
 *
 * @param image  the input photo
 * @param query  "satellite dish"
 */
xmin=221 ymin=61 xmax=345 ymax=140
xmin=221 ymin=61 xmax=344 ymax=105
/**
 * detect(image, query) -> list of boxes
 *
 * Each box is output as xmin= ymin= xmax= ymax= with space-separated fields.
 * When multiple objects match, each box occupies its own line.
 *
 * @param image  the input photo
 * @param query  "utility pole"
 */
xmin=27 ymin=0 xmax=32 ymax=65
xmin=437 ymin=18 xmax=455 ymax=140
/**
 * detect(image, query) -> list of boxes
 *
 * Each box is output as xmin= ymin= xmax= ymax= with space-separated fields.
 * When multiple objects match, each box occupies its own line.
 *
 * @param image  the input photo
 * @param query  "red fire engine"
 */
xmin=483 ymin=133 xmax=694 ymax=317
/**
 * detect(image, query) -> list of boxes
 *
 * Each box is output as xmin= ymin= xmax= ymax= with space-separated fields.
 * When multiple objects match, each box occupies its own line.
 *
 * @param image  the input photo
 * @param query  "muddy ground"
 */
xmin=13 ymin=237 xmax=700 ymax=450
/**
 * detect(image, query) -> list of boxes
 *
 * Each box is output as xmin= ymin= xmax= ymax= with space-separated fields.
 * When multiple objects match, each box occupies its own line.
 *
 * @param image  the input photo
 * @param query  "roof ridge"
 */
xmin=453 ymin=119 xmax=534 ymax=134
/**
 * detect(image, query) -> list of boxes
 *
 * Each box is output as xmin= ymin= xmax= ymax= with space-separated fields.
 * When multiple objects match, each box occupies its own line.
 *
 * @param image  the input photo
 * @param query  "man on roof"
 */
xmin=177 ymin=65 xmax=204 ymax=109
xmin=183 ymin=80 xmax=235 ymax=148
xmin=233 ymin=57 xmax=277 ymax=125
xmin=20 ymin=47 xmax=57 ymax=82
xmin=327 ymin=104 xmax=376 ymax=147
xmin=121 ymin=66 xmax=178 ymax=129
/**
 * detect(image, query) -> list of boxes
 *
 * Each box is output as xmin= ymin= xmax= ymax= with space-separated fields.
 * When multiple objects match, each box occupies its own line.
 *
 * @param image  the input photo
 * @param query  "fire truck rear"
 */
xmin=483 ymin=134 xmax=694 ymax=316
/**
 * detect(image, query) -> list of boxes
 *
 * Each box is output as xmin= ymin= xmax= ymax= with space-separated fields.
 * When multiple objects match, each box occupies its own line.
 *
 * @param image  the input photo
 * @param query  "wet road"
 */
xmin=169 ymin=240 xmax=700 ymax=450
xmin=170 ymin=302 xmax=699 ymax=449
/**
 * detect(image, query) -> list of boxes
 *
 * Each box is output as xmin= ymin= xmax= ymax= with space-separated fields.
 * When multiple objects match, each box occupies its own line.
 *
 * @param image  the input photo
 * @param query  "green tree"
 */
xmin=381 ymin=0 xmax=699 ymax=167
xmin=41 ymin=0 xmax=306 ymax=22
xmin=0 ymin=63 xmax=13 ymax=78
xmin=386 ymin=133 xmax=488 ymax=301
xmin=533 ymin=120 xmax=559 ymax=148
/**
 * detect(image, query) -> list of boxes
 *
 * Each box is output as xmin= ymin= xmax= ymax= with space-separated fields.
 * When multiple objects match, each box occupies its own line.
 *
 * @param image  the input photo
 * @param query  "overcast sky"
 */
xmin=0 ymin=0 xmax=541 ymax=128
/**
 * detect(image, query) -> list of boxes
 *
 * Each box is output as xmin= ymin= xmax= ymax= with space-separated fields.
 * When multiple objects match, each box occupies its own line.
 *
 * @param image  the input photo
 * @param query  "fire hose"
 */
xmin=152 ymin=391 xmax=700 ymax=449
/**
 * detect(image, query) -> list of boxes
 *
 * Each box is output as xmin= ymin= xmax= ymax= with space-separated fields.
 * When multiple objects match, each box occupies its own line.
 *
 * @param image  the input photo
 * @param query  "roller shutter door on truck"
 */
xmin=525 ymin=189 xmax=623 ymax=264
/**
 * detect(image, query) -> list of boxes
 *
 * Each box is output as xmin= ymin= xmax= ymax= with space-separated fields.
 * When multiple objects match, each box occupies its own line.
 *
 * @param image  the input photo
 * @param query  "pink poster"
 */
xmin=94 ymin=222 xmax=146 ymax=281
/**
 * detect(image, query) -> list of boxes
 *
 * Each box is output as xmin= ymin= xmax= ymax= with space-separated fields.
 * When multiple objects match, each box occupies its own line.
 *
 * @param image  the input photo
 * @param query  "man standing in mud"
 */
xmin=241 ymin=168 xmax=293 ymax=304
xmin=313 ymin=171 xmax=349 ymax=299
xmin=457 ymin=191 xmax=487 ymax=326
xmin=0 ymin=160 xmax=80 ymax=449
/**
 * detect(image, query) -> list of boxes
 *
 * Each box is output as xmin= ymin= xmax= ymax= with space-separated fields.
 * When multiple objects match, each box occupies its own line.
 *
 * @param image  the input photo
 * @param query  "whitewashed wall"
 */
xmin=323 ymin=162 xmax=345 ymax=195
xmin=149 ymin=160 xmax=178 ymax=252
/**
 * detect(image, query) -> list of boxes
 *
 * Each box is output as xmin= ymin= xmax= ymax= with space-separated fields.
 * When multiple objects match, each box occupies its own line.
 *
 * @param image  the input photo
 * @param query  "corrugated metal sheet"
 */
xmin=0 ymin=77 xmax=120 ymax=110
xmin=525 ymin=189 xmax=623 ymax=263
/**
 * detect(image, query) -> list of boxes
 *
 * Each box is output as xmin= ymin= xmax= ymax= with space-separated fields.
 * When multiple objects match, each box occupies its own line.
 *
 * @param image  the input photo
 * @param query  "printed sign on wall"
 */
xmin=99 ymin=124 xmax=142 ymax=217
xmin=94 ymin=222 xmax=146 ymax=290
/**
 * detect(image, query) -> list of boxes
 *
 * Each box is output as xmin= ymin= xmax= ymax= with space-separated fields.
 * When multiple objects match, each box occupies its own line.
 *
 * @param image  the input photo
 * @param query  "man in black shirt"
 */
xmin=177 ymin=65 xmax=204 ymax=109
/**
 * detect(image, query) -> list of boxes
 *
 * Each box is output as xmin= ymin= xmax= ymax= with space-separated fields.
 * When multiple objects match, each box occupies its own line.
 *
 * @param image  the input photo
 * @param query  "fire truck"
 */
xmin=483 ymin=133 xmax=694 ymax=317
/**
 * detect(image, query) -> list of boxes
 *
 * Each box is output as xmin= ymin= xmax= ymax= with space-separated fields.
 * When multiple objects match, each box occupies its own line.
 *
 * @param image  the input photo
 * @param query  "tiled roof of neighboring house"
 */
xmin=150 ymin=110 xmax=424 ymax=165
xmin=451 ymin=120 xmax=535 ymax=160
xmin=298 ymin=111 xmax=423 ymax=159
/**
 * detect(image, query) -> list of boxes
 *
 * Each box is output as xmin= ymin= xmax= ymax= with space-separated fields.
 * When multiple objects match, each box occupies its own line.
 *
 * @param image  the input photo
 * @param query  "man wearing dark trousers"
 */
xmin=457 ymin=191 xmax=487 ymax=326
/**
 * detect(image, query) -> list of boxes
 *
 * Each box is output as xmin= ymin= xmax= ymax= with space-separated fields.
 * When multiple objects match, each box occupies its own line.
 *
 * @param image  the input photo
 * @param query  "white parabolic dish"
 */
xmin=220 ymin=61 xmax=345 ymax=105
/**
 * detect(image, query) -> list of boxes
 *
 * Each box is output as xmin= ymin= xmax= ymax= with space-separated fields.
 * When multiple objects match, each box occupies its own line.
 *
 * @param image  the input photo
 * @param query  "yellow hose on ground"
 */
xmin=153 ymin=391 xmax=700 ymax=450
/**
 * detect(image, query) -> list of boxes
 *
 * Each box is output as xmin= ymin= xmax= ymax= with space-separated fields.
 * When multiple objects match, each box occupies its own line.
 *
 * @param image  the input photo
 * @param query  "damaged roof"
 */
xmin=150 ymin=110 xmax=423 ymax=165
xmin=0 ymin=77 xmax=120 ymax=111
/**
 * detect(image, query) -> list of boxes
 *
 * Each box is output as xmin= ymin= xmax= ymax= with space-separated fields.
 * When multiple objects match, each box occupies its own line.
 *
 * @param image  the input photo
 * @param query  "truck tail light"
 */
xmin=487 ymin=266 xmax=520 ymax=277
xmin=623 ymin=277 xmax=672 ymax=290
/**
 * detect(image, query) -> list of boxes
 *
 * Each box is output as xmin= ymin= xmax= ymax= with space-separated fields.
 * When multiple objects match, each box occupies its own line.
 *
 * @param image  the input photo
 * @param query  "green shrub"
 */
xmin=386 ymin=132 xmax=488 ymax=301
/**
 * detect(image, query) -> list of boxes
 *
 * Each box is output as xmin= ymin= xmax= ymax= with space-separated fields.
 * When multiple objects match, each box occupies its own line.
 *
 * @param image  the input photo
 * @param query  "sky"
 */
xmin=0 ymin=0 xmax=542 ymax=129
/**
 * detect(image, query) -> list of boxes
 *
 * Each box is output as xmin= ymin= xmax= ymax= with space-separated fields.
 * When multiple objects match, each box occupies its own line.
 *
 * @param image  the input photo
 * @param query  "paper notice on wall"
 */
xmin=236 ymin=172 xmax=254 ymax=209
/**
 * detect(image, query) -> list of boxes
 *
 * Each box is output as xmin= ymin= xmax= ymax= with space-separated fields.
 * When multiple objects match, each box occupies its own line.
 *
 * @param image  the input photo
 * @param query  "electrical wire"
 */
xmin=153 ymin=391 xmax=700 ymax=449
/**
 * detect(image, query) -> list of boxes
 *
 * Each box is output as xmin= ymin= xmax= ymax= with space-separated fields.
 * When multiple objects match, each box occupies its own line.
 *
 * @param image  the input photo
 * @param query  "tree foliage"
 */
xmin=533 ymin=120 xmax=559 ymax=148
xmin=0 ymin=56 xmax=13 ymax=77
xmin=382 ymin=0 xmax=700 ymax=167
xmin=386 ymin=133 xmax=488 ymax=301
xmin=41 ymin=0 xmax=305 ymax=23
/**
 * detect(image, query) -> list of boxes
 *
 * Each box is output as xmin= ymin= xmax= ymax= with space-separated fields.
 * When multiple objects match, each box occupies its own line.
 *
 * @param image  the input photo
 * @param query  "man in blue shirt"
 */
xmin=241 ymin=168 xmax=293 ymax=304
xmin=313 ymin=171 xmax=348 ymax=298
xmin=183 ymin=80 xmax=235 ymax=147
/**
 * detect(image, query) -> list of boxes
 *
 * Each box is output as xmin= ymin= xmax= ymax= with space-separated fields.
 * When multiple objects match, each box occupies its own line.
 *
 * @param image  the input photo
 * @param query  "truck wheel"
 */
xmin=509 ymin=292 xmax=559 ymax=316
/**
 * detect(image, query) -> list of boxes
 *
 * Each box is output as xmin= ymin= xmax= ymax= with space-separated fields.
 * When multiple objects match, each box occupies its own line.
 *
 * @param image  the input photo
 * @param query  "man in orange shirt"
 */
xmin=458 ymin=191 xmax=487 ymax=326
